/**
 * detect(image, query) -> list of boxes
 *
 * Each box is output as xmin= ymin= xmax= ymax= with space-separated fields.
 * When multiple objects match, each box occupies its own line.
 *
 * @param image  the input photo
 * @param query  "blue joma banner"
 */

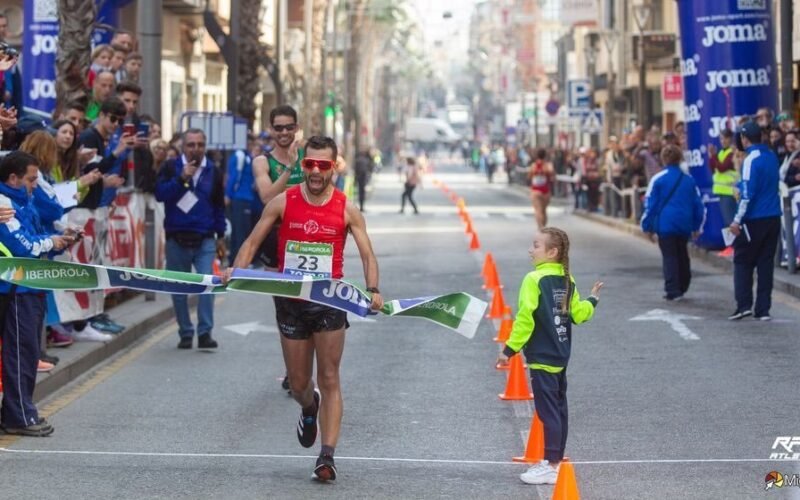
xmin=22 ymin=0 xmax=59 ymax=118
xmin=676 ymin=0 xmax=778 ymax=248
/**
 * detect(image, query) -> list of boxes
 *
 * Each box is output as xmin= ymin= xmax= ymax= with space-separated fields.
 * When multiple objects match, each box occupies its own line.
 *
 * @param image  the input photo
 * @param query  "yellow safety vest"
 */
xmin=712 ymin=148 xmax=738 ymax=196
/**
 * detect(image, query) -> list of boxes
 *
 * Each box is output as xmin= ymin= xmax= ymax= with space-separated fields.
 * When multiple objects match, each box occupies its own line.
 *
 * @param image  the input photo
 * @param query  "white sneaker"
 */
xmin=72 ymin=324 xmax=113 ymax=342
xmin=520 ymin=460 xmax=558 ymax=485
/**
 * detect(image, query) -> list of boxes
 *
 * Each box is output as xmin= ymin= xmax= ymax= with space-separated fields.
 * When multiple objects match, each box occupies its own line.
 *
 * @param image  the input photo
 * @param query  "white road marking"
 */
xmin=630 ymin=309 xmax=701 ymax=341
xmin=2 ymin=448 xmax=797 ymax=466
xmin=223 ymin=321 xmax=278 ymax=336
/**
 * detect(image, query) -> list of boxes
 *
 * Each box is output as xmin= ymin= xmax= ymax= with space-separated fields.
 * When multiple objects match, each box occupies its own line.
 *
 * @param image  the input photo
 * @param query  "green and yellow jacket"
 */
xmin=502 ymin=262 xmax=598 ymax=372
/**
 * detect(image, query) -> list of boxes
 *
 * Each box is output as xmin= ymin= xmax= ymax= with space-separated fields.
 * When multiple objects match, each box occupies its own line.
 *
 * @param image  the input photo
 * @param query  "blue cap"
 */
xmin=739 ymin=121 xmax=762 ymax=142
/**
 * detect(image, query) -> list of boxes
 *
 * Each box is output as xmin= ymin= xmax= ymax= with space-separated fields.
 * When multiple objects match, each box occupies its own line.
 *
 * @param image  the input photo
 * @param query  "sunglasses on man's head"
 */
xmin=301 ymin=158 xmax=335 ymax=171
xmin=273 ymin=123 xmax=298 ymax=133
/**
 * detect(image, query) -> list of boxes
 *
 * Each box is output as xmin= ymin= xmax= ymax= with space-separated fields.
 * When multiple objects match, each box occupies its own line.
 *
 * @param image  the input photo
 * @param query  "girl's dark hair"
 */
xmin=52 ymin=119 xmax=80 ymax=180
xmin=536 ymin=148 xmax=547 ymax=160
xmin=542 ymin=227 xmax=571 ymax=315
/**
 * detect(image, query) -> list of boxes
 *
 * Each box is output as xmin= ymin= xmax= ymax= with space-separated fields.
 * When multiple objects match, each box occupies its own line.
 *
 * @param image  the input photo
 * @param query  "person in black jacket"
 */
xmin=76 ymin=97 xmax=133 ymax=209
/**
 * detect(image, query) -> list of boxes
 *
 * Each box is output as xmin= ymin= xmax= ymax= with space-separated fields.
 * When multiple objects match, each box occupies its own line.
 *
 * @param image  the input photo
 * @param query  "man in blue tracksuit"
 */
xmin=641 ymin=145 xmax=705 ymax=301
xmin=155 ymin=128 xmax=226 ymax=349
xmin=728 ymin=121 xmax=782 ymax=321
xmin=0 ymin=152 xmax=73 ymax=436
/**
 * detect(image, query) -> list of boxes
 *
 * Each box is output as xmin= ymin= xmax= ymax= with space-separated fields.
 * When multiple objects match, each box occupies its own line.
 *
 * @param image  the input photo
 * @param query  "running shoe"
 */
xmin=47 ymin=326 xmax=74 ymax=348
xmin=282 ymin=374 xmax=290 ymax=392
xmin=73 ymin=325 xmax=113 ymax=342
xmin=1 ymin=420 xmax=54 ymax=437
xmin=296 ymin=389 xmax=320 ymax=448
xmin=37 ymin=360 xmax=55 ymax=373
xmin=727 ymin=310 xmax=753 ymax=321
xmin=312 ymin=454 xmax=337 ymax=482
xmin=91 ymin=314 xmax=125 ymax=334
xmin=754 ymin=314 xmax=772 ymax=321
xmin=520 ymin=460 xmax=558 ymax=485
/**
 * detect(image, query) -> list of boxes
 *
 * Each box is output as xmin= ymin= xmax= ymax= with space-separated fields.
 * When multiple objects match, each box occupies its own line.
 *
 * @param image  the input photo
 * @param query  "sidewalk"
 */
xmin=574 ymin=210 xmax=800 ymax=300
xmin=33 ymin=294 xmax=184 ymax=402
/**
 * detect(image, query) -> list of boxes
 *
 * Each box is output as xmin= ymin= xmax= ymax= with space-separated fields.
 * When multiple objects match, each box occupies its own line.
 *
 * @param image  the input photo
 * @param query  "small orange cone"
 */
xmin=465 ymin=219 xmax=474 ymax=235
xmin=499 ymin=353 xmax=533 ymax=400
xmin=456 ymin=197 xmax=465 ymax=209
xmin=469 ymin=232 xmax=480 ymax=251
xmin=551 ymin=459 xmax=580 ymax=500
xmin=449 ymin=192 xmax=459 ymax=203
xmin=481 ymin=253 xmax=495 ymax=279
xmin=486 ymin=288 xmax=506 ymax=318
xmin=483 ymin=261 xmax=502 ymax=291
xmin=513 ymin=411 xmax=545 ymax=462
xmin=493 ymin=306 xmax=513 ymax=345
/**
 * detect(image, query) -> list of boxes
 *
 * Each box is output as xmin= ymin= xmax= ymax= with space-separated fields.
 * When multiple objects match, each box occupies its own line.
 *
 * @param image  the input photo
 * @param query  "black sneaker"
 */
xmin=728 ymin=310 xmax=753 ymax=321
xmin=754 ymin=314 xmax=772 ymax=321
xmin=40 ymin=353 xmax=60 ymax=365
xmin=297 ymin=389 xmax=320 ymax=448
xmin=177 ymin=337 xmax=193 ymax=349
xmin=281 ymin=374 xmax=290 ymax=392
xmin=663 ymin=294 xmax=684 ymax=301
xmin=197 ymin=334 xmax=218 ymax=349
xmin=313 ymin=454 xmax=337 ymax=482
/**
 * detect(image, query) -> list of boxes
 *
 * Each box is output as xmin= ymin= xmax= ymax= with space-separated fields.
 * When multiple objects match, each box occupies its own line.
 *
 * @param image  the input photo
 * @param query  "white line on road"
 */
xmin=368 ymin=226 xmax=464 ymax=235
xmin=630 ymin=309 xmax=701 ymax=340
xmin=2 ymin=448 xmax=797 ymax=466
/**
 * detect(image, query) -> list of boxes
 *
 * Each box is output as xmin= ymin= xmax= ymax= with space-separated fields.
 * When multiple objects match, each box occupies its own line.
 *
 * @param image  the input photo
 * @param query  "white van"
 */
xmin=404 ymin=118 xmax=461 ymax=148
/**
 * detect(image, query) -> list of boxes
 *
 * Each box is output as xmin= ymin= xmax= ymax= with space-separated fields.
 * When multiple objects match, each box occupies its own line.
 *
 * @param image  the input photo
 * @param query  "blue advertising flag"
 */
xmin=22 ymin=0 xmax=59 ymax=118
xmin=676 ymin=0 xmax=778 ymax=248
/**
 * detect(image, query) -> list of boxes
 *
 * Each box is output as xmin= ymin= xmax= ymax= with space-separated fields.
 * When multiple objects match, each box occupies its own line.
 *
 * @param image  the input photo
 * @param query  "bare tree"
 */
xmin=56 ymin=0 xmax=96 ymax=112
xmin=237 ymin=0 xmax=266 ymax=126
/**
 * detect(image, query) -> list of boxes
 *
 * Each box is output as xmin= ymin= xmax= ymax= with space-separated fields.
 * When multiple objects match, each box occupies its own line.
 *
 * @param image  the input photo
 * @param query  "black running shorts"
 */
xmin=274 ymin=297 xmax=349 ymax=340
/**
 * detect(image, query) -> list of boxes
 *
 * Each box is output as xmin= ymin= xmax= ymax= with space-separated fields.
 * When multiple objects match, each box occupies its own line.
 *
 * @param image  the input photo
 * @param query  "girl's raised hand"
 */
xmin=591 ymin=281 xmax=604 ymax=297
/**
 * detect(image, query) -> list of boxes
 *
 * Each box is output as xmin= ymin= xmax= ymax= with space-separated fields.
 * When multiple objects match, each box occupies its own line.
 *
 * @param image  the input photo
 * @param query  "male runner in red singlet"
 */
xmin=228 ymin=136 xmax=383 ymax=482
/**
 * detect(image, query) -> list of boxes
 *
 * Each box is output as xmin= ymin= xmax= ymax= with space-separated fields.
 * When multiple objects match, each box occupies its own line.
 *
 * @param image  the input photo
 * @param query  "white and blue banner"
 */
xmin=22 ymin=0 xmax=59 ymax=118
xmin=677 ymin=0 xmax=778 ymax=248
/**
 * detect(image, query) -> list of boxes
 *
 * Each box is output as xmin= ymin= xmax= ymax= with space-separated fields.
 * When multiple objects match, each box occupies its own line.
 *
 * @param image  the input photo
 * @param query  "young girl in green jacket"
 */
xmin=498 ymin=227 xmax=603 ymax=485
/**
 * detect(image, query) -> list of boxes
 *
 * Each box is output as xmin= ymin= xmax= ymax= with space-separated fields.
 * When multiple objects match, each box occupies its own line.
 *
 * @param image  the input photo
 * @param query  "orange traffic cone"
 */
xmin=469 ymin=232 xmax=480 ymax=251
xmin=486 ymin=288 xmax=506 ymax=319
xmin=483 ymin=260 xmax=502 ymax=291
xmin=456 ymin=197 xmax=465 ymax=209
xmin=449 ymin=192 xmax=459 ymax=203
xmin=499 ymin=353 xmax=533 ymax=400
xmin=551 ymin=459 xmax=580 ymax=500
xmin=465 ymin=219 xmax=474 ymax=235
xmin=513 ymin=411 xmax=545 ymax=462
xmin=493 ymin=306 xmax=513 ymax=345
xmin=481 ymin=253 xmax=495 ymax=279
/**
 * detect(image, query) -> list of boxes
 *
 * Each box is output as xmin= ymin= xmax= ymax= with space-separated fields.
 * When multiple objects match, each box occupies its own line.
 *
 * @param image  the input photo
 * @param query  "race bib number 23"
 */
xmin=284 ymin=241 xmax=333 ymax=278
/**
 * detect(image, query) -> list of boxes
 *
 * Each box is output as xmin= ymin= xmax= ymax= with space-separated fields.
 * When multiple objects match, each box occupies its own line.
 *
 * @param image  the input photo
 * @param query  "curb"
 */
xmin=574 ymin=210 xmax=800 ymax=301
xmin=33 ymin=294 xmax=189 ymax=402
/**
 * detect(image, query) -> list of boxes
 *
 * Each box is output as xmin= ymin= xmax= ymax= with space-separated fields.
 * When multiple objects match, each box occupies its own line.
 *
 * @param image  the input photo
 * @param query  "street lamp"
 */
xmin=600 ymin=30 xmax=619 ymax=141
xmin=633 ymin=2 xmax=652 ymax=129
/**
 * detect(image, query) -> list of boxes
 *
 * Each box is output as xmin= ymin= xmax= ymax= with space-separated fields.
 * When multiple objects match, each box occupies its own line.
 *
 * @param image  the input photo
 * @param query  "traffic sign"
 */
xmin=580 ymin=109 xmax=604 ymax=134
xmin=545 ymin=99 xmax=561 ymax=117
xmin=567 ymin=79 xmax=591 ymax=116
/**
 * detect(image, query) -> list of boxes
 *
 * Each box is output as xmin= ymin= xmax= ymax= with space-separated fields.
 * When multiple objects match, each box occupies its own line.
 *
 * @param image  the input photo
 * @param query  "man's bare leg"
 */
xmin=313 ymin=327 xmax=346 ymax=448
xmin=279 ymin=335 xmax=315 ymax=409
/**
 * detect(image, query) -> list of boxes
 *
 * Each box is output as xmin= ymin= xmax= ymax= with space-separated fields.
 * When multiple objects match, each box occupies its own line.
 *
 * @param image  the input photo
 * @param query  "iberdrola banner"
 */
xmin=0 ymin=259 xmax=487 ymax=339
